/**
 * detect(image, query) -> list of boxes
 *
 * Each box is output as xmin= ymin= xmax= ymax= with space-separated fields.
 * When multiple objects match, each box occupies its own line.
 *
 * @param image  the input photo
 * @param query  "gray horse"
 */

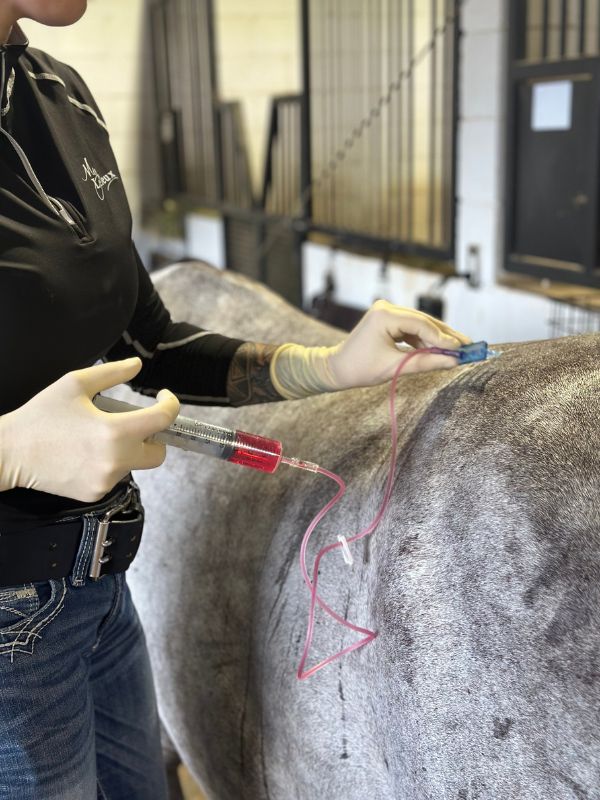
xmin=115 ymin=261 xmax=600 ymax=800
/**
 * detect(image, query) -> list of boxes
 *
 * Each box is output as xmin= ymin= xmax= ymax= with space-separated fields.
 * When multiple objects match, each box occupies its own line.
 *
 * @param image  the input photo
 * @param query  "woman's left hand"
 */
xmin=326 ymin=299 xmax=472 ymax=389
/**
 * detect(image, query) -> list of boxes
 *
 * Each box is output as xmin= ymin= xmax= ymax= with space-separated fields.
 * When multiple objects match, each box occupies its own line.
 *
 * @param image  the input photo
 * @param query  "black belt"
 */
xmin=0 ymin=480 xmax=144 ymax=587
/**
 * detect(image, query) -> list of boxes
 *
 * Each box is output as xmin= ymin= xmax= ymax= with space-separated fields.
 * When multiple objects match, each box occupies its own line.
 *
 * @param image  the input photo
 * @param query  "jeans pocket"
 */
xmin=0 ymin=579 xmax=66 ymax=659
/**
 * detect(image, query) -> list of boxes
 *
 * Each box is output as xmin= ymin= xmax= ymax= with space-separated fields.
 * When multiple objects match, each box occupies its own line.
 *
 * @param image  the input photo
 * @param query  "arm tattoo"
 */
xmin=226 ymin=342 xmax=284 ymax=406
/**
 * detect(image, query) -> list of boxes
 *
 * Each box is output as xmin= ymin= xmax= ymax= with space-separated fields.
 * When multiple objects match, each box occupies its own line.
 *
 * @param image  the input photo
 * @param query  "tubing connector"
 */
xmin=337 ymin=535 xmax=354 ymax=566
xmin=432 ymin=341 xmax=500 ymax=364
xmin=280 ymin=456 xmax=320 ymax=473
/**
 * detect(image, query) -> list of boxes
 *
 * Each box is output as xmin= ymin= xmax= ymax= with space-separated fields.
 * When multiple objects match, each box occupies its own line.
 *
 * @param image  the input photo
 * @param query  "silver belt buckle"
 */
xmin=89 ymin=486 xmax=135 ymax=580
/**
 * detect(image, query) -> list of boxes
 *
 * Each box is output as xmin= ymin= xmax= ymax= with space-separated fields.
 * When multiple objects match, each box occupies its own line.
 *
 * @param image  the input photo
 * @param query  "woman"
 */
xmin=0 ymin=1 xmax=470 ymax=797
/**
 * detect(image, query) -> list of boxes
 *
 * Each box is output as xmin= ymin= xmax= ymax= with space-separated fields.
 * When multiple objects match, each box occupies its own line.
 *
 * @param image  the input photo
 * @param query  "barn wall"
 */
xmin=21 ymin=0 xmax=558 ymax=343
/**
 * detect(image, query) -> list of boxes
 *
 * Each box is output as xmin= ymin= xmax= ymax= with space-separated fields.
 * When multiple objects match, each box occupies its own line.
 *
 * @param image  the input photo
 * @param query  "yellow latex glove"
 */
xmin=0 ymin=358 xmax=180 ymax=503
xmin=271 ymin=300 xmax=471 ymax=399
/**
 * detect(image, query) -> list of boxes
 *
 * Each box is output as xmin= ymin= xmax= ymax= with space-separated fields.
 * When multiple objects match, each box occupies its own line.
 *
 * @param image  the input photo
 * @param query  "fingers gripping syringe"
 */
xmin=92 ymin=394 xmax=319 ymax=474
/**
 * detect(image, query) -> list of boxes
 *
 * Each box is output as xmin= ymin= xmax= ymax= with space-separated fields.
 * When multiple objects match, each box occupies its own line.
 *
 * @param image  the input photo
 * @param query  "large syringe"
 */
xmin=92 ymin=394 xmax=319 ymax=474
xmin=93 ymin=343 xmax=495 ymax=475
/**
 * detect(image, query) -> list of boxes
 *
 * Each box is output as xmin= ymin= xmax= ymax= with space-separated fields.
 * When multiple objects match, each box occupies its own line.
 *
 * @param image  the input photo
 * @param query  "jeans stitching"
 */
xmin=0 ymin=581 xmax=61 ymax=635
xmin=0 ymin=580 xmax=66 ymax=661
xmin=0 ymin=579 xmax=67 ymax=661
xmin=72 ymin=515 xmax=97 ymax=586
xmin=0 ymin=605 xmax=30 ymax=619
xmin=0 ymin=584 xmax=35 ymax=600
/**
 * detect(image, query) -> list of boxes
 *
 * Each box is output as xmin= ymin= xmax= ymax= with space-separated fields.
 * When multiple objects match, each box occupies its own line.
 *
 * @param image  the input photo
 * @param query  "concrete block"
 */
xmin=461 ymin=0 xmax=507 ymax=34
xmin=457 ymin=118 xmax=500 ymax=206
xmin=461 ymin=31 xmax=503 ymax=119
xmin=455 ymin=200 xmax=502 ymax=286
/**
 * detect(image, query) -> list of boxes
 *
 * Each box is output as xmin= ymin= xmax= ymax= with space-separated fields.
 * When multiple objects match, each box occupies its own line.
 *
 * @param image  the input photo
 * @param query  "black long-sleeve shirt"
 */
xmin=0 ymin=29 xmax=245 ymax=527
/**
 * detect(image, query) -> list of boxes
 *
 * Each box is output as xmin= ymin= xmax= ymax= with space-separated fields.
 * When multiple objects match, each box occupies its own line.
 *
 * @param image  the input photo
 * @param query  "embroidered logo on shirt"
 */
xmin=82 ymin=157 xmax=119 ymax=200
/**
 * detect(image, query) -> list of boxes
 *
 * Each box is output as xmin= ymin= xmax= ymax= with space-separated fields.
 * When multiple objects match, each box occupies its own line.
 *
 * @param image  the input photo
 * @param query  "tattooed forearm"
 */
xmin=226 ymin=342 xmax=284 ymax=406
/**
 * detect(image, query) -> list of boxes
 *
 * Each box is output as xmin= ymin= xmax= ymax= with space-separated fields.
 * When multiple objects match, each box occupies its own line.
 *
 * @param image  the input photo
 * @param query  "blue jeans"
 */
xmin=0 ymin=526 xmax=168 ymax=798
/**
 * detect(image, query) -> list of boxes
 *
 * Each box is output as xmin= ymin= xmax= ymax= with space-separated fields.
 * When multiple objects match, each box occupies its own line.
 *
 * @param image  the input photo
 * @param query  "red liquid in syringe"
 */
xmin=228 ymin=430 xmax=283 ymax=473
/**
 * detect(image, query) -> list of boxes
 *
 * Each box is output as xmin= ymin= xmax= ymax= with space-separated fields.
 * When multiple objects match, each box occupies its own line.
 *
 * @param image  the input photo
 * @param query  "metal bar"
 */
xmin=278 ymin=107 xmax=285 ymax=213
xmin=206 ymin=0 xmax=222 ymax=203
xmin=579 ymin=0 xmax=586 ymax=55
xmin=367 ymin=0 xmax=373 ymax=236
xmin=192 ymin=0 xmax=203 ymax=195
xmin=376 ymin=0 xmax=381 ymax=237
xmin=284 ymin=103 xmax=291 ymax=214
xmin=234 ymin=107 xmax=242 ymax=207
xmin=274 ymin=114 xmax=280 ymax=214
xmin=261 ymin=99 xmax=278 ymax=209
xmin=385 ymin=0 xmax=392 ymax=239
xmin=322 ymin=0 xmax=329 ymax=225
xmin=315 ymin=0 xmax=324 ymax=223
xmin=512 ymin=0 xmax=528 ymax=61
xmin=294 ymin=101 xmax=301 ymax=213
xmin=300 ymin=0 xmax=312 ymax=219
xmin=408 ymin=0 xmax=414 ymax=241
xmin=179 ymin=0 xmax=191 ymax=191
xmin=334 ymin=0 xmax=342 ymax=227
xmin=168 ymin=0 xmax=186 ymax=194
xmin=323 ymin=0 xmax=330 ymax=225
xmin=351 ymin=0 xmax=359 ymax=232
xmin=375 ymin=0 xmax=381 ymax=237
xmin=448 ymin=0 xmax=459 ymax=251
xmin=505 ymin=0 xmax=522 ymax=274
xmin=288 ymin=102 xmax=294 ymax=214
xmin=368 ymin=0 xmax=374 ymax=236
xmin=434 ymin=0 xmax=444 ymax=245
xmin=323 ymin=0 xmax=335 ymax=225
xmin=290 ymin=101 xmax=298 ymax=214
xmin=149 ymin=2 xmax=170 ymax=198
xmin=277 ymin=103 xmax=288 ymax=214
xmin=429 ymin=0 xmax=437 ymax=244
xmin=179 ymin=1 xmax=193 ymax=192
xmin=560 ymin=0 xmax=568 ymax=57
xmin=542 ymin=0 xmax=550 ymax=58
xmin=279 ymin=103 xmax=284 ymax=214
xmin=198 ymin=0 xmax=210 ymax=197
xmin=281 ymin=103 xmax=287 ymax=214
xmin=399 ymin=0 xmax=405 ymax=240
xmin=222 ymin=107 xmax=231 ymax=203
xmin=308 ymin=223 xmax=455 ymax=261
xmin=333 ymin=0 xmax=339 ymax=228
xmin=151 ymin=2 xmax=169 ymax=111
xmin=364 ymin=1 xmax=371 ymax=236
xmin=228 ymin=108 xmax=236 ymax=205
xmin=189 ymin=0 xmax=203 ymax=195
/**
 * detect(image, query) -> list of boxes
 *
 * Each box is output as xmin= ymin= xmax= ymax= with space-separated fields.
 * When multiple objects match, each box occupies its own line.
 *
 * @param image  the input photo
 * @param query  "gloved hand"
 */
xmin=0 ymin=357 xmax=180 ymax=503
xmin=270 ymin=300 xmax=472 ymax=399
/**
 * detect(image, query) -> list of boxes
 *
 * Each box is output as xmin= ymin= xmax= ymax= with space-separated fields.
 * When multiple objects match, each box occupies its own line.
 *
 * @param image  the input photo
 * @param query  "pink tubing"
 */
xmin=296 ymin=348 xmax=427 ymax=680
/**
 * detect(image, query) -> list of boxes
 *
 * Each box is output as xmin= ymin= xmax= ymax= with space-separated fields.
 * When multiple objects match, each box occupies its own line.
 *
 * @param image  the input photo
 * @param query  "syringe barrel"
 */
xmin=154 ymin=416 xmax=238 ymax=460
xmin=92 ymin=394 xmax=283 ymax=473
xmin=157 ymin=423 xmax=282 ymax=472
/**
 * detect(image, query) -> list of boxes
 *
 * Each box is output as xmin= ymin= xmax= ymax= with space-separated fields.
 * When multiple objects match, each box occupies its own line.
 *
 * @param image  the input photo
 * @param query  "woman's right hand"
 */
xmin=0 ymin=357 xmax=180 ymax=503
